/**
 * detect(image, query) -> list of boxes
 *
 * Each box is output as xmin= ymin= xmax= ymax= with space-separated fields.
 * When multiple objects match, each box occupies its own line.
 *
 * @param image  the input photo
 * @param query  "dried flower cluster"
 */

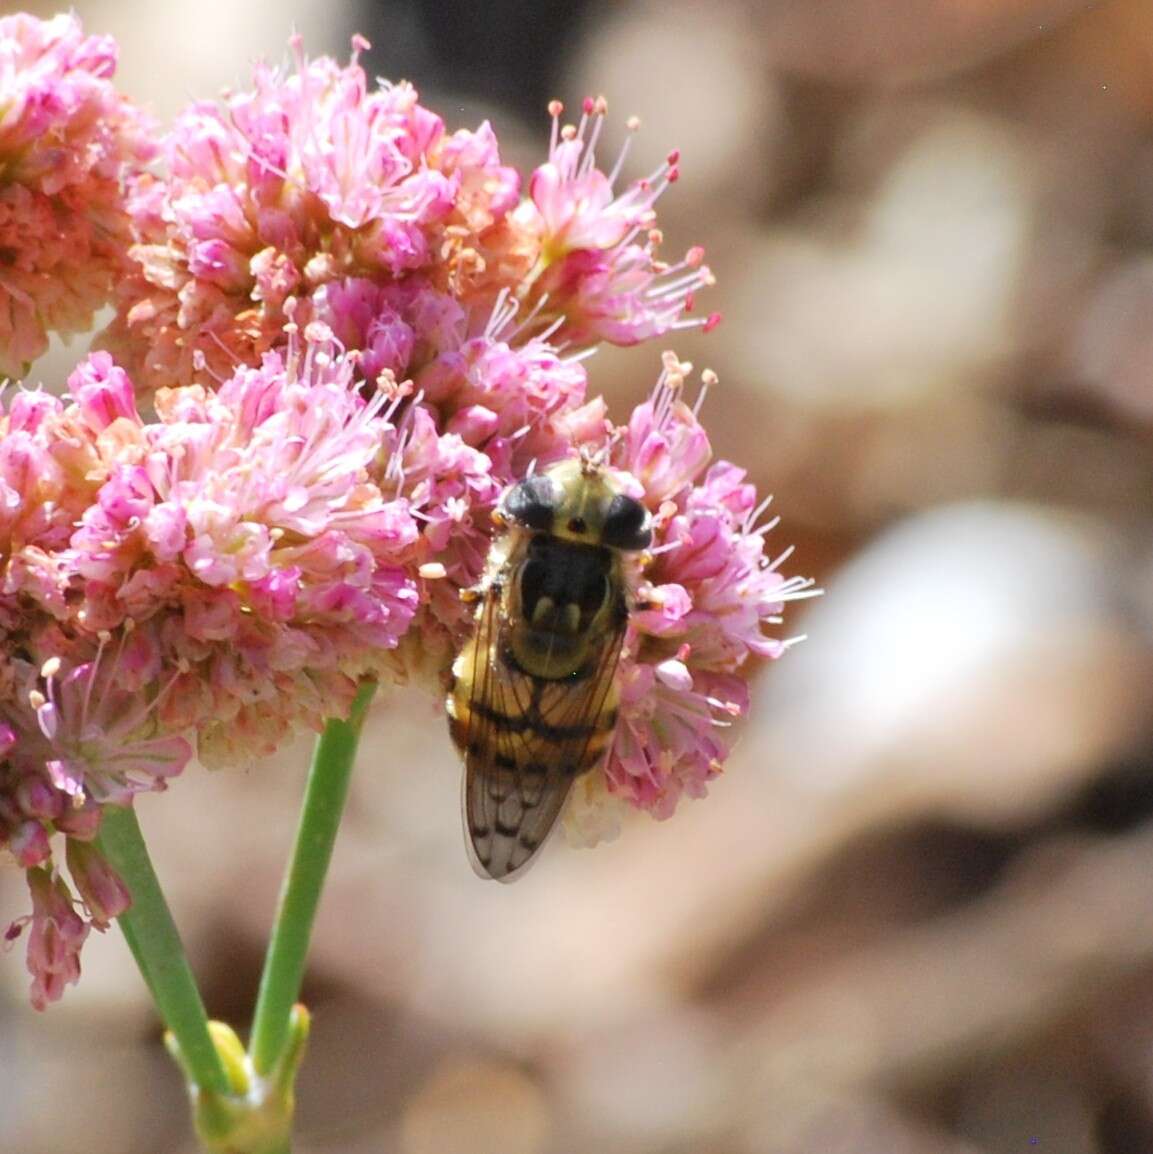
xmin=0 ymin=15 xmax=809 ymax=1008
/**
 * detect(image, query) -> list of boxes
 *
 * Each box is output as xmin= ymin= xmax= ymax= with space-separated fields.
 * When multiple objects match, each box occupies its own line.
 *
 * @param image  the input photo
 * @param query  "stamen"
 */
xmin=548 ymin=98 xmax=564 ymax=156
xmin=205 ymin=328 xmax=244 ymax=373
xmin=579 ymin=96 xmax=609 ymax=180
xmin=505 ymin=293 xmax=553 ymax=344
xmin=646 ymin=536 xmax=685 ymax=558
xmin=744 ymin=492 xmax=774 ymax=533
xmin=485 ymin=286 xmax=518 ymax=339
xmin=693 ymin=369 xmax=718 ymax=417
xmin=607 ymin=116 xmax=640 ymax=186
xmin=774 ymin=576 xmax=823 ymax=602
xmin=769 ymin=544 xmax=796 ymax=571
xmin=749 ymin=515 xmax=781 ymax=539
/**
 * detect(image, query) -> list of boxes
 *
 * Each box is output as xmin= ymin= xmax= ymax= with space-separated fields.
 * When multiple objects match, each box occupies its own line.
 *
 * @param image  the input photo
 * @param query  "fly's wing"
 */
xmin=459 ymin=586 xmax=626 ymax=882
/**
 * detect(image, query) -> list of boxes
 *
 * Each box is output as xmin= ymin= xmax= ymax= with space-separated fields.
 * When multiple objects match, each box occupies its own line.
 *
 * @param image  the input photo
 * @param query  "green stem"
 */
xmin=248 ymin=680 xmax=375 ymax=1076
xmin=95 ymin=804 xmax=230 ymax=1097
xmin=115 ymin=908 xmax=159 ymax=1002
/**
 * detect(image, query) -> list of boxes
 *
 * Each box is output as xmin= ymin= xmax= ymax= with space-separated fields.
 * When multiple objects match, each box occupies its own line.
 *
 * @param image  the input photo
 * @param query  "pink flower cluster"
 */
xmin=0 ymin=17 xmax=809 ymax=1008
xmin=99 ymin=51 xmax=715 ymax=396
xmin=1 ymin=330 xmax=420 ymax=1004
xmin=601 ymin=354 xmax=815 ymax=820
xmin=0 ymin=13 xmax=149 ymax=378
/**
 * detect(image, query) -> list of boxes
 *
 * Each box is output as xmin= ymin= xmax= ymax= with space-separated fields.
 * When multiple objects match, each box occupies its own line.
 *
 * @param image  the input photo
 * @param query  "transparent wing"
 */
xmin=460 ymin=588 xmax=626 ymax=882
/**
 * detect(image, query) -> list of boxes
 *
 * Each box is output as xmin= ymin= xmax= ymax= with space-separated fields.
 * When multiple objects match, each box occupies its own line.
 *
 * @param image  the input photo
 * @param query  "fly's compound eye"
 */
xmin=601 ymin=492 xmax=652 ymax=551
xmin=502 ymin=475 xmax=560 ymax=532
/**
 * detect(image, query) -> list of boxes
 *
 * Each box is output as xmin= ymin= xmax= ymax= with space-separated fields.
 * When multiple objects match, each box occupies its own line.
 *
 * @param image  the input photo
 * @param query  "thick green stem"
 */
xmin=248 ymin=680 xmax=375 ymax=1076
xmin=96 ymin=804 xmax=231 ymax=1097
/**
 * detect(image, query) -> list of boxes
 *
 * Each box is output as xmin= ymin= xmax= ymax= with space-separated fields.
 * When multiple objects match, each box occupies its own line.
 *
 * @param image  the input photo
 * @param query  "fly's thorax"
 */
xmin=503 ymin=535 xmax=625 ymax=680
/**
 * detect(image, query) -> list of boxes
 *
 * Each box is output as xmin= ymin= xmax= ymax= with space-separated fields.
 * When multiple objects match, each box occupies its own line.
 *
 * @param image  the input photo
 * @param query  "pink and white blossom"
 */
xmin=563 ymin=355 xmax=818 ymax=829
xmin=0 ymin=13 xmax=150 ymax=378
xmin=62 ymin=337 xmax=422 ymax=764
xmin=100 ymin=37 xmax=524 ymax=393
xmin=515 ymin=98 xmax=719 ymax=349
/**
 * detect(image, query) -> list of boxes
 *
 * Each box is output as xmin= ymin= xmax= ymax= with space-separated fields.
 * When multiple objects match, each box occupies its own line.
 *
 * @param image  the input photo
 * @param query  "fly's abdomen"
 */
xmin=448 ymin=636 xmax=620 ymax=779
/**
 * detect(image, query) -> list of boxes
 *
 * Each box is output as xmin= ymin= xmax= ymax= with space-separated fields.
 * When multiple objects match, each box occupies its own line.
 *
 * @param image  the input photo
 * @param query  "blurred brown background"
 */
xmin=7 ymin=0 xmax=1153 ymax=1151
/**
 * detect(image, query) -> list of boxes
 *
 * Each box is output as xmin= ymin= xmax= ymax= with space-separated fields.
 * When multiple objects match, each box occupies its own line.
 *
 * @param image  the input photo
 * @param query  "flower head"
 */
xmin=0 ymin=13 xmax=150 ymax=377
xmin=560 ymin=355 xmax=818 ymax=830
xmin=61 ymin=334 xmax=421 ymax=764
xmin=101 ymin=37 xmax=523 ymax=393
xmin=99 ymin=54 xmax=716 ymax=395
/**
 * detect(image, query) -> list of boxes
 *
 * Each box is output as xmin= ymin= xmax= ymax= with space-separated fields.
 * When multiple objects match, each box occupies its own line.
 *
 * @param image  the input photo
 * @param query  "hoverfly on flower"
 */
xmin=446 ymin=456 xmax=652 ymax=880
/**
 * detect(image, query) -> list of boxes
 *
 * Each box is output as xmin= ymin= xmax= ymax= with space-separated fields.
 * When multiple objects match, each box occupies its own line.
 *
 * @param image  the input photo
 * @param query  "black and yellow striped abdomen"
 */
xmin=448 ymin=638 xmax=621 ymax=779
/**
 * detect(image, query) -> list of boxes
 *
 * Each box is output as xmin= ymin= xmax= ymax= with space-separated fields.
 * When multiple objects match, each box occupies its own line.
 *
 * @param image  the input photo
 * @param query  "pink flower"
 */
xmin=0 ymin=321 xmax=438 ymax=1007
xmin=417 ymin=324 xmax=589 ymax=472
xmin=515 ymin=98 xmax=719 ymax=349
xmin=533 ymin=241 xmax=720 ymax=349
xmin=29 ymin=648 xmax=192 ymax=806
xmin=66 ymin=838 xmax=131 ymax=928
xmin=21 ymin=868 xmax=89 ymax=1011
xmin=98 ymin=52 xmax=715 ymax=394
xmin=0 ymin=376 xmax=129 ymax=617
xmin=528 ymin=98 xmax=664 ymax=257
xmin=0 ymin=627 xmax=183 ymax=951
xmin=0 ymin=13 xmax=150 ymax=378
xmin=314 ymin=279 xmax=417 ymax=383
xmin=620 ymin=352 xmax=715 ymax=503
